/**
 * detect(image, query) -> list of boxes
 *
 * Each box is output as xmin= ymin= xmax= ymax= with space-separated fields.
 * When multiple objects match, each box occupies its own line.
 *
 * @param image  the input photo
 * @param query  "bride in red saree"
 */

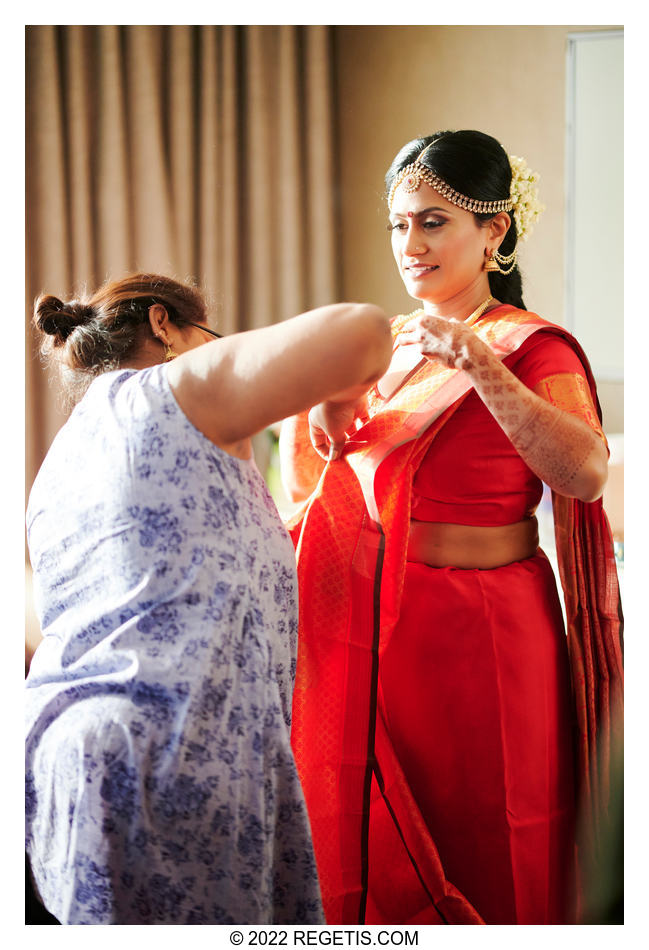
xmin=280 ymin=130 xmax=623 ymax=925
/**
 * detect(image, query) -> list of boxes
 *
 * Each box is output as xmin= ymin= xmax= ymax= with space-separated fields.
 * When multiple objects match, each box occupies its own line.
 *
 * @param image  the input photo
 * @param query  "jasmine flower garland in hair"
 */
xmin=509 ymin=155 xmax=545 ymax=241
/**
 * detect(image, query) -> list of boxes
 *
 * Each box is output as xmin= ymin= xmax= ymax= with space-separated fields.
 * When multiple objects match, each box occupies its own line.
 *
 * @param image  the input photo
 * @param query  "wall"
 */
xmin=567 ymin=31 xmax=623 ymax=434
xmin=332 ymin=24 xmax=623 ymax=432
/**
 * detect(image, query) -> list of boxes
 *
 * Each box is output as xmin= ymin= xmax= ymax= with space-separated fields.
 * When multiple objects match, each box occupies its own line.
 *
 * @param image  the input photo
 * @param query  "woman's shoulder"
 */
xmin=486 ymin=303 xmax=559 ymax=330
xmin=499 ymin=307 xmax=581 ymax=351
xmin=93 ymin=364 xmax=167 ymax=410
xmin=71 ymin=364 xmax=190 ymax=437
xmin=485 ymin=305 xmax=583 ymax=353
xmin=83 ymin=364 xmax=256 ymax=482
xmin=502 ymin=320 xmax=591 ymax=385
xmin=28 ymin=367 xmax=172 ymax=507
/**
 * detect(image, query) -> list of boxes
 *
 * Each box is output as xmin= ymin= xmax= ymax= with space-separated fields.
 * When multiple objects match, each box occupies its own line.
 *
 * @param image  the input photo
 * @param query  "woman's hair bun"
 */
xmin=34 ymin=295 xmax=96 ymax=342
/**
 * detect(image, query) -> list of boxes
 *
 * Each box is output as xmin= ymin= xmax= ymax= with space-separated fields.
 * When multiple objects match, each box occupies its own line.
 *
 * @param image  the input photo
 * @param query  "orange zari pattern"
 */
xmin=533 ymin=372 xmax=607 ymax=443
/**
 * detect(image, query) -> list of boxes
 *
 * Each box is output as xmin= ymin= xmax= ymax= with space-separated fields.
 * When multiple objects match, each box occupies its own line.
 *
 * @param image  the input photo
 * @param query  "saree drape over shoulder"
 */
xmin=285 ymin=306 xmax=623 ymax=925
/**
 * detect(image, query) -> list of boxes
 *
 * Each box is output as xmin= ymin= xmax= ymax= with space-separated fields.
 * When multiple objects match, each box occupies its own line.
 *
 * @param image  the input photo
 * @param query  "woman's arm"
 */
xmin=166 ymin=303 xmax=392 ymax=453
xmin=398 ymin=314 xmax=608 ymax=503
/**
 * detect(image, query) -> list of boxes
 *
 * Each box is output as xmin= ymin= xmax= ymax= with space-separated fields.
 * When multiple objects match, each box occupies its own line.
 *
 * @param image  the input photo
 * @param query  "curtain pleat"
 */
xmin=168 ymin=26 xmax=198 ymax=277
xmin=196 ymin=26 xmax=223 ymax=323
xmin=127 ymin=26 xmax=176 ymax=269
xmin=96 ymin=26 xmax=133 ymax=273
xmin=25 ymin=24 xmax=339 ymax=494
xmin=245 ymin=26 xmax=276 ymax=329
xmin=26 ymin=26 xmax=71 ymax=493
xmin=304 ymin=27 xmax=338 ymax=305
xmin=277 ymin=26 xmax=306 ymax=320
xmin=64 ymin=26 xmax=97 ymax=283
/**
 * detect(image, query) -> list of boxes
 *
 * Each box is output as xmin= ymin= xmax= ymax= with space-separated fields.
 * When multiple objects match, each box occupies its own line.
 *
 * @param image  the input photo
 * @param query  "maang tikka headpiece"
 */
xmin=388 ymin=141 xmax=544 ymax=241
xmin=388 ymin=142 xmax=513 ymax=216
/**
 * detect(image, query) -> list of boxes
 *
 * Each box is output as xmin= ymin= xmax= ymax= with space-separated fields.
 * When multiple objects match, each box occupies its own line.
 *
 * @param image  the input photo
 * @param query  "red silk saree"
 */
xmin=285 ymin=306 xmax=623 ymax=924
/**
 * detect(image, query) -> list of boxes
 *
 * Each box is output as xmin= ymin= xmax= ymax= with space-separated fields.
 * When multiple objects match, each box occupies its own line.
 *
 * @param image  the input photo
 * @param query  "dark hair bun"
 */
xmin=34 ymin=295 xmax=96 ymax=342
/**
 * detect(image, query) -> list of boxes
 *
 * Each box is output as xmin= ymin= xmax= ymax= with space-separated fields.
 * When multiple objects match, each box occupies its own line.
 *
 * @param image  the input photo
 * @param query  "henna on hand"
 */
xmin=398 ymin=314 xmax=479 ymax=371
xmin=467 ymin=354 xmax=608 ymax=502
xmin=509 ymin=399 xmax=599 ymax=492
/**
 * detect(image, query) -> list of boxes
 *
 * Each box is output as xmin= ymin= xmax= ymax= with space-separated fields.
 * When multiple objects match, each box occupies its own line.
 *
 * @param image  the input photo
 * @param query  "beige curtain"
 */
xmin=26 ymin=24 xmax=340 ymax=496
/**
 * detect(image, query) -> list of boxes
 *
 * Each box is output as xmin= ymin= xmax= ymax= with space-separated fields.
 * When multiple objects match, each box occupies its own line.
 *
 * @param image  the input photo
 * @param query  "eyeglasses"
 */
xmin=185 ymin=320 xmax=223 ymax=339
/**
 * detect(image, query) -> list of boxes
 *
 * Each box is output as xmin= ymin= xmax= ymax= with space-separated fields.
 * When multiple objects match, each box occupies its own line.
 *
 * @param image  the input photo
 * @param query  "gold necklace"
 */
xmin=372 ymin=295 xmax=495 ymax=405
xmin=464 ymin=294 xmax=494 ymax=327
xmin=403 ymin=294 xmax=494 ymax=330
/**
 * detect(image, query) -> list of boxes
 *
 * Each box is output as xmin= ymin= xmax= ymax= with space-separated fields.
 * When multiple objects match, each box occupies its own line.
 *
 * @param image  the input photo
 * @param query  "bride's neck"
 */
xmin=420 ymin=281 xmax=495 ymax=322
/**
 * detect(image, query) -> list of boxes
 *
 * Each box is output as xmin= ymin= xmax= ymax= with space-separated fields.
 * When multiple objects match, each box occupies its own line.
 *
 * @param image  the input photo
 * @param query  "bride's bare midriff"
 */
xmin=407 ymin=517 xmax=540 ymax=569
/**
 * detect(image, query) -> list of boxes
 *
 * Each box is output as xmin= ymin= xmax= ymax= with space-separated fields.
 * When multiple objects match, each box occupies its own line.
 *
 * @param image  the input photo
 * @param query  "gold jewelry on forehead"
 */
xmin=388 ymin=142 xmax=514 ymax=215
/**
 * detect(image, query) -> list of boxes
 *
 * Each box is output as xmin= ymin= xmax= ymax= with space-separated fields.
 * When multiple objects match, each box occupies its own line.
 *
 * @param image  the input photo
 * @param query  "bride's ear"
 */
xmin=487 ymin=211 xmax=512 ymax=247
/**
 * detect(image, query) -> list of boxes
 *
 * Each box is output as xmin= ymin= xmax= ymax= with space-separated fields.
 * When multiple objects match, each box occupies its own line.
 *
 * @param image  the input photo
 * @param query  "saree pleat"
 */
xmin=374 ymin=553 xmax=575 ymax=923
xmin=288 ymin=307 xmax=623 ymax=924
xmin=369 ymin=711 xmax=485 ymax=924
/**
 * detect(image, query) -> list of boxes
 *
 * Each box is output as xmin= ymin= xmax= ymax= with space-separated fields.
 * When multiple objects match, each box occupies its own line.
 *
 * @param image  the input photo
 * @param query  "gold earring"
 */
xmin=484 ymin=251 xmax=499 ymax=272
xmin=160 ymin=338 xmax=178 ymax=361
xmin=484 ymin=248 xmax=517 ymax=275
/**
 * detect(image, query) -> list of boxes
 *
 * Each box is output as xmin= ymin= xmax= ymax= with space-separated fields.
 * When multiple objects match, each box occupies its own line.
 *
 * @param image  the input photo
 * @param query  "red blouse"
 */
xmin=410 ymin=331 xmax=603 ymax=526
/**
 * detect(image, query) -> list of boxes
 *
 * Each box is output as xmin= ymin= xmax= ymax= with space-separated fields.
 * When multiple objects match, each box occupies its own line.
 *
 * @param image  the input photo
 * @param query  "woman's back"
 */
xmin=26 ymin=365 xmax=322 ymax=924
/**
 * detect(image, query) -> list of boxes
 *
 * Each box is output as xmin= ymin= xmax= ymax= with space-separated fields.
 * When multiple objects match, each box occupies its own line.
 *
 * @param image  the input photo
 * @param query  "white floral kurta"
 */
xmin=25 ymin=365 xmax=324 ymax=925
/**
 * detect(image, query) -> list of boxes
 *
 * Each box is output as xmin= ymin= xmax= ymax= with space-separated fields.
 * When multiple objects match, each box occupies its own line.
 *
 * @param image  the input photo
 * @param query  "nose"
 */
xmin=404 ymin=224 xmax=426 ymax=257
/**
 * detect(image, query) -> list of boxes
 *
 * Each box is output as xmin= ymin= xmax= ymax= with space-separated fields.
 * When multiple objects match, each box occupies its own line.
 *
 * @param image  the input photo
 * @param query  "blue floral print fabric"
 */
xmin=25 ymin=366 xmax=324 ymax=925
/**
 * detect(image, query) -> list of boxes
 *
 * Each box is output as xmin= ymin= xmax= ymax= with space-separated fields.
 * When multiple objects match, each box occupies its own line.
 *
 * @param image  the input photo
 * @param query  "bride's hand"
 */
xmin=397 ymin=313 xmax=485 ymax=371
